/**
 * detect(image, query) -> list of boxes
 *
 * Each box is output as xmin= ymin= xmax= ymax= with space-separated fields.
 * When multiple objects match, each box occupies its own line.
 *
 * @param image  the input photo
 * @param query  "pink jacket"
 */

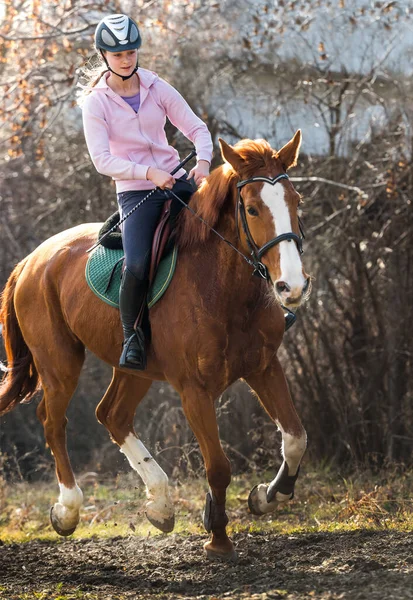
xmin=81 ymin=68 xmax=213 ymax=193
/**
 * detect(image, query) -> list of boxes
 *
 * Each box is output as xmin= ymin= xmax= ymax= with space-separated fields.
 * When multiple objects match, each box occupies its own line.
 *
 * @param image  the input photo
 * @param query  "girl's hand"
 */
xmin=188 ymin=160 xmax=210 ymax=186
xmin=147 ymin=167 xmax=175 ymax=189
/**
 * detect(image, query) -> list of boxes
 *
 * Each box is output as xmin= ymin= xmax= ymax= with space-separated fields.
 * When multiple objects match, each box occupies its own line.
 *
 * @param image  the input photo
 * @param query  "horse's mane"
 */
xmin=176 ymin=138 xmax=275 ymax=248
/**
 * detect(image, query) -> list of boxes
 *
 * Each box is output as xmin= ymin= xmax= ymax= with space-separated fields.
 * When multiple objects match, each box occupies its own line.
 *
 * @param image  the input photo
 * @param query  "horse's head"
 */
xmin=219 ymin=132 xmax=311 ymax=308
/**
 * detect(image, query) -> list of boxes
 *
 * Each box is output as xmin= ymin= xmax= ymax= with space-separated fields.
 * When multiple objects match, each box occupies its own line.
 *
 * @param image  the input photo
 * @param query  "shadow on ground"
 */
xmin=1 ymin=529 xmax=413 ymax=599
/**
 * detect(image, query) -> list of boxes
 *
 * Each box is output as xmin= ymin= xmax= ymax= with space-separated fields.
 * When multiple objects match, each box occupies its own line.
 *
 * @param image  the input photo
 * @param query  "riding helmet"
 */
xmin=94 ymin=14 xmax=142 ymax=53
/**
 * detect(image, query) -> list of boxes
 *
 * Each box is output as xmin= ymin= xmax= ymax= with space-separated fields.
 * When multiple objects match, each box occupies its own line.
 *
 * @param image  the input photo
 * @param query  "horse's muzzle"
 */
xmin=274 ymin=276 xmax=311 ymax=307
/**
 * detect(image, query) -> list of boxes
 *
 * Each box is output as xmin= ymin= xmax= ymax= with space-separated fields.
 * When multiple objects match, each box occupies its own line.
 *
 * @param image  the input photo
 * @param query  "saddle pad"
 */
xmin=85 ymin=244 xmax=178 ymax=309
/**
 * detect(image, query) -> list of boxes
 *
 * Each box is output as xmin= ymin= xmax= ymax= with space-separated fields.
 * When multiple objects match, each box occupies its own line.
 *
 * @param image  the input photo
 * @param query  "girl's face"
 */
xmin=104 ymin=49 xmax=138 ymax=78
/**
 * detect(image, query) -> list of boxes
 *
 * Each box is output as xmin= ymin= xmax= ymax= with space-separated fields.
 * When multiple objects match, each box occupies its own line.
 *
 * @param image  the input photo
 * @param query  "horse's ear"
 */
xmin=276 ymin=130 xmax=302 ymax=170
xmin=219 ymin=138 xmax=245 ymax=172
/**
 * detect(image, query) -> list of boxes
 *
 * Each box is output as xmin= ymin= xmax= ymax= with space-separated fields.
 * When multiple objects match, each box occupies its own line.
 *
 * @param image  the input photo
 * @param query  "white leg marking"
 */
xmin=53 ymin=483 xmax=83 ymax=531
xmin=261 ymin=182 xmax=305 ymax=291
xmin=120 ymin=433 xmax=174 ymax=524
xmin=58 ymin=483 xmax=83 ymax=509
xmin=272 ymin=424 xmax=307 ymax=503
xmin=279 ymin=426 xmax=307 ymax=476
xmin=251 ymin=427 xmax=307 ymax=513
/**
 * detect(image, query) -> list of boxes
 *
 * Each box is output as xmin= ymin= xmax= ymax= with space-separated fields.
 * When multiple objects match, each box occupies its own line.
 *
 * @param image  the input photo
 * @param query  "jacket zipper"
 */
xmin=108 ymin=88 xmax=160 ymax=171
xmin=136 ymin=112 xmax=159 ymax=169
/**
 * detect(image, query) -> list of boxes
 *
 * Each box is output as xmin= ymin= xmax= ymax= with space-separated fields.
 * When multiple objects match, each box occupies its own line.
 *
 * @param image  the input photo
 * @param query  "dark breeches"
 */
xmin=117 ymin=176 xmax=194 ymax=281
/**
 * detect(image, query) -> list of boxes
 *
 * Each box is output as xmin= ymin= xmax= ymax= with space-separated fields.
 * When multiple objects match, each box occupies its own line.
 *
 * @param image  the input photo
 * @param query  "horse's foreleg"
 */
xmin=180 ymin=387 xmax=235 ymax=561
xmin=246 ymin=358 xmax=307 ymax=516
xmin=96 ymin=370 xmax=175 ymax=533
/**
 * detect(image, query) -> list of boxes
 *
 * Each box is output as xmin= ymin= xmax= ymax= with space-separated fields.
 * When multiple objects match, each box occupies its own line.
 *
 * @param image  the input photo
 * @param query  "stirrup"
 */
xmin=119 ymin=331 xmax=146 ymax=371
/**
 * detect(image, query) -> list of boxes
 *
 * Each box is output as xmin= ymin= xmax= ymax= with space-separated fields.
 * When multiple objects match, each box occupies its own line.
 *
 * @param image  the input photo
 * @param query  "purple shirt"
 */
xmin=121 ymin=92 xmax=141 ymax=113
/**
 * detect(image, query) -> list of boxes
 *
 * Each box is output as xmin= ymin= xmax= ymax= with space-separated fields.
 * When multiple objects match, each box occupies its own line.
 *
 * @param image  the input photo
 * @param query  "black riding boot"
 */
xmin=119 ymin=268 xmax=148 ymax=370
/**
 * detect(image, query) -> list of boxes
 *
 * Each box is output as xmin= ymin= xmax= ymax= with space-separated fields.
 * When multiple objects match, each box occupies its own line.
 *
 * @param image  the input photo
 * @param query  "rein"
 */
xmin=87 ymin=150 xmax=197 ymax=254
xmin=167 ymin=190 xmax=258 ymax=272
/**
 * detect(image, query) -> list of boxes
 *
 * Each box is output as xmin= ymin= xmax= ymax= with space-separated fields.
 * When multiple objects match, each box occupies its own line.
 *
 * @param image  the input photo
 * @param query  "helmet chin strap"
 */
xmin=101 ymin=51 xmax=139 ymax=82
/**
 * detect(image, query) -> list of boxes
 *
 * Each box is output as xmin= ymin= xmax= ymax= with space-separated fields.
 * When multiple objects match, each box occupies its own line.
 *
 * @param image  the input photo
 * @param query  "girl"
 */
xmin=80 ymin=14 xmax=213 ymax=370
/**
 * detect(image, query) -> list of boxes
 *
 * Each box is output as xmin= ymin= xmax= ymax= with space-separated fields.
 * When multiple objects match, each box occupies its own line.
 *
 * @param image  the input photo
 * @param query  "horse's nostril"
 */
xmin=303 ymin=277 xmax=310 ymax=293
xmin=276 ymin=281 xmax=290 ymax=294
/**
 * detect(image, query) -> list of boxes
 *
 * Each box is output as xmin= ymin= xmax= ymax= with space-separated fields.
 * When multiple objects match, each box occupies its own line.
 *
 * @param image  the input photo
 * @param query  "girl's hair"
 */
xmin=77 ymin=52 xmax=109 ymax=105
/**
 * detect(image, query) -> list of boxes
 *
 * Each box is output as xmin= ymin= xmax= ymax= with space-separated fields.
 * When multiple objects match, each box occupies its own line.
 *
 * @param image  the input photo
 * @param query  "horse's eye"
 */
xmin=247 ymin=206 xmax=259 ymax=216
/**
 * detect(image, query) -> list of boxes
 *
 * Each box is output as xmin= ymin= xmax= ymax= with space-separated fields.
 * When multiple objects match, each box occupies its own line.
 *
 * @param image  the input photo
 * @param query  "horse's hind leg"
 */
xmin=34 ymin=343 xmax=85 ymax=536
xmin=179 ymin=385 xmax=235 ymax=561
xmin=246 ymin=358 xmax=307 ymax=516
xmin=96 ymin=370 xmax=175 ymax=533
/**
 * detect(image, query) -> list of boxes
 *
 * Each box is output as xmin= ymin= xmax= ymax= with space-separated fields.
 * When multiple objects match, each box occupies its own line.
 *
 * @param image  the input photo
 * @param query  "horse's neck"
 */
xmin=180 ymin=211 xmax=265 ymax=314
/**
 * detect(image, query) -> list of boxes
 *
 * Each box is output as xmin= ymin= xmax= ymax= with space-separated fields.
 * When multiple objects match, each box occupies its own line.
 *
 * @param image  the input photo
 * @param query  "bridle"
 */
xmin=236 ymin=173 xmax=305 ymax=281
xmin=165 ymin=171 xmax=305 ymax=283
xmin=166 ymin=171 xmax=305 ymax=327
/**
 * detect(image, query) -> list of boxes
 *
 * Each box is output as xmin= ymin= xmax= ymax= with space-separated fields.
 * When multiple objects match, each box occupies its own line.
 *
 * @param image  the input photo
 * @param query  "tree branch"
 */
xmin=290 ymin=176 xmax=372 ymax=198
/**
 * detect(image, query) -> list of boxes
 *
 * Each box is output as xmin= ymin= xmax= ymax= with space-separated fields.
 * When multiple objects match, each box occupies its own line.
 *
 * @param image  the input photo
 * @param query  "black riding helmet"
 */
xmin=95 ymin=14 xmax=142 ymax=81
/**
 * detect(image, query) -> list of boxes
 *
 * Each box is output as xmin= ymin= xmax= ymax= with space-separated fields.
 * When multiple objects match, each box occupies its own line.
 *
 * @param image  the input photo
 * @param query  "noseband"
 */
xmin=236 ymin=173 xmax=304 ymax=280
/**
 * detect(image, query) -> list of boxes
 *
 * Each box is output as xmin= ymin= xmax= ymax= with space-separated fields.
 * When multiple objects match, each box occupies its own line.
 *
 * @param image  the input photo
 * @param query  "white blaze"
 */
xmin=261 ymin=182 xmax=305 ymax=290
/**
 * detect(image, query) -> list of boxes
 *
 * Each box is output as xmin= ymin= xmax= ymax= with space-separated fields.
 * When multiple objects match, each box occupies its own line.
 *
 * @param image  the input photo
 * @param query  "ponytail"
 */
xmin=76 ymin=53 xmax=109 ymax=105
xmin=88 ymin=68 xmax=109 ymax=89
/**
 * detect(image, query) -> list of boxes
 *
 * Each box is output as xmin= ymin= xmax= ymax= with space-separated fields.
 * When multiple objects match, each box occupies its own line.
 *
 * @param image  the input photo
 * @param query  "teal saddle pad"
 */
xmin=85 ymin=244 xmax=178 ymax=309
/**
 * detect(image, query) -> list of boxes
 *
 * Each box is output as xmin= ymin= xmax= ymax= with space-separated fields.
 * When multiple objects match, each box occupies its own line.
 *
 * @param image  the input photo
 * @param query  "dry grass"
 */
xmin=1 ymin=465 xmax=413 ymax=543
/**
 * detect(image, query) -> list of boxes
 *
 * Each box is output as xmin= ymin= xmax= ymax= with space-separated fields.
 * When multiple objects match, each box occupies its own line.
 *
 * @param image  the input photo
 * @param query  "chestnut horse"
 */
xmin=0 ymin=133 xmax=311 ymax=561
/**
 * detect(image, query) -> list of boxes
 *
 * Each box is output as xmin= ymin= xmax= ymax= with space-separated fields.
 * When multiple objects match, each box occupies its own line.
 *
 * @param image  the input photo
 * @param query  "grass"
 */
xmin=1 ymin=465 xmax=413 ymax=545
xmin=1 ymin=467 xmax=413 ymax=599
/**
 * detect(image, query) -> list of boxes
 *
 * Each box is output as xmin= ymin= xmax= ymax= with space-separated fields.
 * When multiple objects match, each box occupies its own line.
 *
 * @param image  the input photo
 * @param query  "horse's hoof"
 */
xmin=145 ymin=511 xmax=175 ymax=533
xmin=248 ymin=484 xmax=266 ymax=515
xmin=204 ymin=541 xmax=238 ymax=563
xmin=248 ymin=483 xmax=277 ymax=516
xmin=50 ymin=506 xmax=78 ymax=537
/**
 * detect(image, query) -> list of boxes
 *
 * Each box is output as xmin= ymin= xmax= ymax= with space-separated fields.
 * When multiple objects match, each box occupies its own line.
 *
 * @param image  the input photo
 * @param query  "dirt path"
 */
xmin=1 ymin=530 xmax=413 ymax=599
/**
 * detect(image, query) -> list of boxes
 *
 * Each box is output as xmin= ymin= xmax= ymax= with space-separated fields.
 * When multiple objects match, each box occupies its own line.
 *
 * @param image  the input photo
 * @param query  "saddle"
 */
xmin=99 ymin=199 xmax=173 ymax=265
xmin=148 ymin=199 xmax=173 ymax=284
xmin=95 ymin=199 xmax=174 ymax=333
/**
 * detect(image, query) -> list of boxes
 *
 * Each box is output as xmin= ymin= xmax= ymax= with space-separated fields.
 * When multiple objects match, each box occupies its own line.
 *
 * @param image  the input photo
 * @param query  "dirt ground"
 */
xmin=1 ymin=529 xmax=413 ymax=599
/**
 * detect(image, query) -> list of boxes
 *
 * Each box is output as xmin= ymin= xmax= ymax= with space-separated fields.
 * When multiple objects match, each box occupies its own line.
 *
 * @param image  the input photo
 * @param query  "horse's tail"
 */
xmin=0 ymin=259 xmax=40 ymax=416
